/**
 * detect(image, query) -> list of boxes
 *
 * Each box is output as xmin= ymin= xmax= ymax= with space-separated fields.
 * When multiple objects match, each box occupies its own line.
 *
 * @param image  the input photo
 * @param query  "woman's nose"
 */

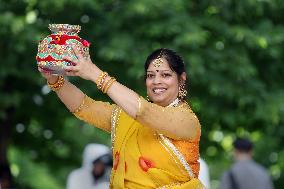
xmin=153 ymin=75 xmax=162 ymax=84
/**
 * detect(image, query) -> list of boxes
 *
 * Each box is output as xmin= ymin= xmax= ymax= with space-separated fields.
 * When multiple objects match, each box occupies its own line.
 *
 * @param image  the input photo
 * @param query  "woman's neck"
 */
xmin=167 ymin=98 xmax=180 ymax=107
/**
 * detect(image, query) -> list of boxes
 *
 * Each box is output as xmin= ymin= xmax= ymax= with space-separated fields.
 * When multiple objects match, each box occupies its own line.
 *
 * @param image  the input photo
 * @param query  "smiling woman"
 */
xmin=39 ymin=47 xmax=204 ymax=188
xmin=145 ymin=49 xmax=187 ymax=107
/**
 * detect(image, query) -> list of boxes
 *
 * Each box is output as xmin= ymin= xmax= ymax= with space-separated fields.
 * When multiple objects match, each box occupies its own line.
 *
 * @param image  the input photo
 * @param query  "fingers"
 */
xmin=38 ymin=66 xmax=43 ymax=72
xmin=38 ymin=66 xmax=58 ymax=80
xmin=38 ymin=66 xmax=51 ymax=75
xmin=71 ymin=45 xmax=84 ymax=60
xmin=65 ymin=69 xmax=80 ymax=77
xmin=86 ymin=55 xmax=92 ymax=62
xmin=64 ymin=65 xmax=81 ymax=77
xmin=64 ymin=65 xmax=79 ymax=72
xmin=64 ymin=71 xmax=75 ymax=76
xmin=63 ymin=45 xmax=84 ymax=65
xmin=63 ymin=54 xmax=79 ymax=65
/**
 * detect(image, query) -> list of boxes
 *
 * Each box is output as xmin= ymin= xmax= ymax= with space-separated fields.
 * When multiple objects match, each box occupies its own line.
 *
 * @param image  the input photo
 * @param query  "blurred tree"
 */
xmin=0 ymin=0 xmax=283 ymax=188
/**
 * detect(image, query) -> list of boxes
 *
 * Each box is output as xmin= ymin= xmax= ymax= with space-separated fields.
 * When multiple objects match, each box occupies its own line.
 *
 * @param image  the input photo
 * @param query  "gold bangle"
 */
xmin=101 ymin=77 xmax=113 ymax=92
xmin=98 ymin=73 xmax=108 ymax=90
xmin=95 ymin=72 xmax=106 ymax=85
xmin=47 ymin=76 xmax=65 ymax=91
xmin=103 ymin=78 xmax=116 ymax=93
xmin=96 ymin=72 xmax=108 ymax=89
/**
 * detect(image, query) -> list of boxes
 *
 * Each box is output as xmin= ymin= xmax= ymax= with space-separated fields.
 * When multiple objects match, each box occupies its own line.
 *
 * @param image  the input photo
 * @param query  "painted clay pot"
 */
xmin=36 ymin=24 xmax=90 ymax=75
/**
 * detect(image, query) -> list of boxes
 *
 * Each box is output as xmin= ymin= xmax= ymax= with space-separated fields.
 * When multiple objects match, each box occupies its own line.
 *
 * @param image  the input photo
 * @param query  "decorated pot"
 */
xmin=36 ymin=24 xmax=90 ymax=75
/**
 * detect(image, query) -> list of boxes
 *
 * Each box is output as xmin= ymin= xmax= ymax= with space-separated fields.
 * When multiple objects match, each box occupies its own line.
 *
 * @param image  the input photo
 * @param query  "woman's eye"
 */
xmin=162 ymin=73 xmax=171 ymax=78
xmin=147 ymin=74 xmax=154 ymax=78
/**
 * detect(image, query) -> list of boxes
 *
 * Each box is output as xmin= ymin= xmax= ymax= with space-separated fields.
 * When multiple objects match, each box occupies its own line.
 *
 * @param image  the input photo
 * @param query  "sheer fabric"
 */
xmin=73 ymin=95 xmax=114 ymax=132
xmin=73 ymin=96 xmax=204 ymax=188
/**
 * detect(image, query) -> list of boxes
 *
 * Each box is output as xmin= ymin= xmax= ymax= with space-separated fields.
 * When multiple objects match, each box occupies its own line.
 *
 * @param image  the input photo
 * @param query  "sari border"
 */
xmin=157 ymin=136 xmax=187 ymax=176
xmin=155 ymin=182 xmax=183 ymax=189
xmin=109 ymin=106 xmax=122 ymax=187
xmin=111 ymin=105 xmax=122 ymax=151
xmin=158 ymin=133 xmax=195 ymax=178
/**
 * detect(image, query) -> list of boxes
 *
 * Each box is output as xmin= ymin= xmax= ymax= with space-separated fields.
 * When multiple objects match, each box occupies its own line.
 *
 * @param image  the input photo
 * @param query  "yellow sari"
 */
xmin=74 ymin=96 xmax=204 ymax=189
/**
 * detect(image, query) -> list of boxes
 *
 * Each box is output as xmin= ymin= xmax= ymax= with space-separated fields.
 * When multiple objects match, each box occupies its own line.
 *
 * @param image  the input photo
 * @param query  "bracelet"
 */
xmin=101 ymin=77 xmax=113 ymax=92
xmin=96 ymin=72 xmax=108 ymax=90
xmin=98 ymin=73 xmax=108 ymax=90
xmin=47 ymin=76 xmax=65 ymax=91
xmin=102 ymin=77 xmax=116 ymax=93
xmin=72 ymin=94 xmax=87 ymax=113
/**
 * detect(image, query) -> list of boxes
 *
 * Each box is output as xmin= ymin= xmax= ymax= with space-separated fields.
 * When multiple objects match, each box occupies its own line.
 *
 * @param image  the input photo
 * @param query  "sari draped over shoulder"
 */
xmin=74 ymin=95 xmax=204 ymax=189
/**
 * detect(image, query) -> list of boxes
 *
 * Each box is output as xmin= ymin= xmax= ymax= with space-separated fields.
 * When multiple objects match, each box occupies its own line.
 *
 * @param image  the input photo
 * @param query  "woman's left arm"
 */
xmin=64 ymin=48 xmax=198 ymax=139
xmin=64 ymin=47 xmax=140 ymax=118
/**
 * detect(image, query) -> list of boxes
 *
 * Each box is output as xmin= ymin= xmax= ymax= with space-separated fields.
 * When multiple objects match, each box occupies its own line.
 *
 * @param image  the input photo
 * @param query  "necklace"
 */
xmin=167 ymin=98 xmax=180 ymax=107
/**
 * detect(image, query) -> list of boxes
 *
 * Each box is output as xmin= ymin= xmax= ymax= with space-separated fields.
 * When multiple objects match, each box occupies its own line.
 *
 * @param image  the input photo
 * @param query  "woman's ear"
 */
xmin=180 ymin=72 xmax=187 ymax=83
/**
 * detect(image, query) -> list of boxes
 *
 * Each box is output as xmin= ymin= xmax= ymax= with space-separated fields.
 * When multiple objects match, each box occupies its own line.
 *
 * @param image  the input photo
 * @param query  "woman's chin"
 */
xmin=151 ymin=97 xmax=167 ymax=106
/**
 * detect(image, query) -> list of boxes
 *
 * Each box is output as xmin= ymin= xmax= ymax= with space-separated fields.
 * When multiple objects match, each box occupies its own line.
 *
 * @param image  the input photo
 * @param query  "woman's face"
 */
xmin=146 ymin=58 xmax=184 ymax=107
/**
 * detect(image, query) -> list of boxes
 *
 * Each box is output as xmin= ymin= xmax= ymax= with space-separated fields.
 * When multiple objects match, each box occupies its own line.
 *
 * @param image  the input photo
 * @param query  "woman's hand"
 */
xmin=63 ymin=46 xmax=100 ymax=81
xmin=38 ymin=67 xmax=59 ymax=84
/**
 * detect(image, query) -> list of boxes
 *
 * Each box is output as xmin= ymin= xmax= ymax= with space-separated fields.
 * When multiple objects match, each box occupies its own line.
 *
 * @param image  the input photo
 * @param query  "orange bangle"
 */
xmin=103 ymin=78 xmax=116 ymax=93
xmin=96 ymin=72 xmax=108 ymax=89
xmin=95 ymin=72 xmax=106 ymax=85
xmin=47 ymin=76 xmax=65 ymax=91
xmin=101 ymin=77 xmax=112 ymax=92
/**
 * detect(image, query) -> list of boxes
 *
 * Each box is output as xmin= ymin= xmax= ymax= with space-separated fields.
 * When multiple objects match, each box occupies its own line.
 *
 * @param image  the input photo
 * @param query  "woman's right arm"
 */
xmin=47 ymin=76 xmax=85 ymax=112
xmin=44 ymin=73 xmax=113 ymax=132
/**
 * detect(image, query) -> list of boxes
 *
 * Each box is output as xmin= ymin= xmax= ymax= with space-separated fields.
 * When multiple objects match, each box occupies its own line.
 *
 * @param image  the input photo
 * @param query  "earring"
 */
xmin=178 ymin=82 xmax=187 ymax=100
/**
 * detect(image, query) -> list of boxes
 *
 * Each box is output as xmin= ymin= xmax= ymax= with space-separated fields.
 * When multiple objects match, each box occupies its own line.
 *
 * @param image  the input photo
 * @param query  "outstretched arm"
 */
xmin=39 ymin=69 xmax=85 ymax=112
xmin=62 ymin=47 xmax=200 ymax=140
xmin=63 ymin=48 xmax=140 ymax=118
xmin=39 ymin=69 xmax=113 ymax=132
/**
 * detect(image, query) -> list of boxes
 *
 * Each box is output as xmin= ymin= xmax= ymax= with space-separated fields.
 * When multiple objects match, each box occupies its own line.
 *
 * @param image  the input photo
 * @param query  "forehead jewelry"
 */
xmin=153 ymin=57 xmax=163 ymax=67
xmin=152 ymin=51 xmax=164 ymax=67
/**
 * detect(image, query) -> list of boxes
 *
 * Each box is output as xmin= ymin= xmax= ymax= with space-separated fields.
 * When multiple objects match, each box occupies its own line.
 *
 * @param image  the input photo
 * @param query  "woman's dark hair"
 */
xmin=144 ymin=48 xmax=186 ymax=78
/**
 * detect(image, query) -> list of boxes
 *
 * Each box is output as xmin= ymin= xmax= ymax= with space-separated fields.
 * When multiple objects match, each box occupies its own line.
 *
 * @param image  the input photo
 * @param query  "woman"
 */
xmin=39 ymin=48 xmax=204 ymax=189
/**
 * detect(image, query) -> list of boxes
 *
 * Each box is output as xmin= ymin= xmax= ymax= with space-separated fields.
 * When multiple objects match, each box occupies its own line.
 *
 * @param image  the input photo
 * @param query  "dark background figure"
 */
xmin=220 ymin=138 xmax=274 ymax=189
xmin=66 ymin=144 xmax=112 ymax=189
xmin=0 ymin=164 xmax=13 ymax=189
xmin=91 ymin=153 xmax=112 ymax=189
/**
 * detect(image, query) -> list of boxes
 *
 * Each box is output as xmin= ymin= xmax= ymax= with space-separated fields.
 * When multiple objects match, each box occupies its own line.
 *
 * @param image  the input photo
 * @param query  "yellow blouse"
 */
xmin=73 ymin=95 xmax=204 ymax=189
xmin=72 ymin=95 xmax=114 ymax=132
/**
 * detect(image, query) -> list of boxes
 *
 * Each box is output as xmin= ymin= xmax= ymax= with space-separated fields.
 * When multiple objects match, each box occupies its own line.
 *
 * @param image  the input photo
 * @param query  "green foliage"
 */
xmin=0 ymin=0 xmax=283 ymax=188
xmin=9 ymin=147 xmax=62 ymax=189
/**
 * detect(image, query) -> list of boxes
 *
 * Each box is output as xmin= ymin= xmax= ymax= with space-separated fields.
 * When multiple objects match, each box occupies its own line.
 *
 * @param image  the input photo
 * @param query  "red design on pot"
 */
xmin=36 ymin=24 xmax=90 ymax=75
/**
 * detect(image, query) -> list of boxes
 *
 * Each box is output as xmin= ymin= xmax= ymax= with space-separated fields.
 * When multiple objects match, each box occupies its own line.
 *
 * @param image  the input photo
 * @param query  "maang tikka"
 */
xmin=152 ymin=51 xmax=164 ymax=67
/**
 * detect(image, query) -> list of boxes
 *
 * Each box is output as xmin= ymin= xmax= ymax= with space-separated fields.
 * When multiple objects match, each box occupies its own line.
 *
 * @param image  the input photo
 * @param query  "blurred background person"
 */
xmin=66 ymin=143 xmax=112 ymax=189
xmin=198 ymin=158 xmax=211 ymax=189
xmin=0 ymin=164 xmax=13 ymax=189
xmin=220 ymin=138 xmax=274 ymax=189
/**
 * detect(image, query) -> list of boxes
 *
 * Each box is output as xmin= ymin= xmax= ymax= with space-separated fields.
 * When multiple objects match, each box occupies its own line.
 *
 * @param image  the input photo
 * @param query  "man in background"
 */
xmin=220 ymin=138 xmax=274 ymax=189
